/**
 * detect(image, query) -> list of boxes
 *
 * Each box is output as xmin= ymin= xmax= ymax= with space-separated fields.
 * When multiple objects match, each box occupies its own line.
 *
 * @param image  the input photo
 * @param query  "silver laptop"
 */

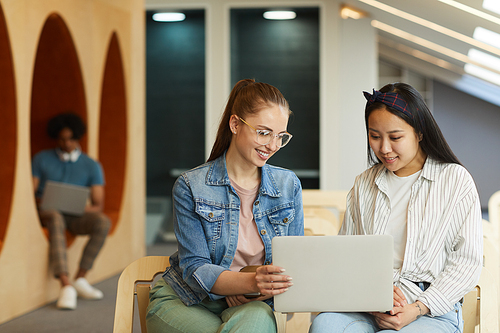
xmin=40 ymin=180 xmax=90 ymax=216
xmin=272 ymin=235 xmax=393 ymax=313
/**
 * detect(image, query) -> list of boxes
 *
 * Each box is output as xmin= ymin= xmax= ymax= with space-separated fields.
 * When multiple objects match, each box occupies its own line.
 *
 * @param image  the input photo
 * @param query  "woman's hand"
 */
xmin=370 ymin=301 xmax=429 ymax=330
xmin=392 ymin=285 xmax=407 ymax=308
xmin=225 ymin=293 xmax=273 ymax=307
xmin=226 ymin=294 xmax=252 ymax=307
xmin=254 ymin=265 xmax=293 ymax=296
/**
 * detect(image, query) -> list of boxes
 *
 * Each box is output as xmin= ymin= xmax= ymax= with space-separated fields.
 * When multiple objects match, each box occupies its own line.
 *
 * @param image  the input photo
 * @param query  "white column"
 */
xmin=205 ymin=0 xmax=231 ymax=158
xmin=320 ymin=13 xmax=377 ymax=190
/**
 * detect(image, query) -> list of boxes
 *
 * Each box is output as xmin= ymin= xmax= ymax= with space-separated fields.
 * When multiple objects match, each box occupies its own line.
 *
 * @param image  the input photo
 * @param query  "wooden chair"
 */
xmin=112 ymin=256 xmax=288 ymax=333
xmin=302 ymin=190 xmax=349 ymax=224
xmin=483 ymin=223 xmax=500 ymax=281
xmin=113 ymin=256 xmax=170 ymax=333
xmin=483 ymin=219 xmax=499 ymax=252
xmin=112 ymin=255 xmax=498 ymax=333
xmin=462 ymin=267 xmax=499 ymax=333
xmin=303 ymin=207 xmax=340 ymax=236
xmin=488 ymin=190 xmax=500 ymax=244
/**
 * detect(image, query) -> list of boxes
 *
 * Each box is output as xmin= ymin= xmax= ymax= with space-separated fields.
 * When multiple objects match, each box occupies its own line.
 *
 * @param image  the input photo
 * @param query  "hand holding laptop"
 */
xmin=227 ymin=264 xmax=293 ymax=307
xmin=244 ymin=264 xmax=292 ymax=297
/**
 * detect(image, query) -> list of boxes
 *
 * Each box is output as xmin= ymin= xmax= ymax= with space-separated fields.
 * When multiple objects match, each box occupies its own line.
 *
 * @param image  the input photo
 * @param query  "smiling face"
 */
xmin=368 ymin=107 xmax=426 ymax=177
xmin=228 ymin=103 xmax=289 ymax=169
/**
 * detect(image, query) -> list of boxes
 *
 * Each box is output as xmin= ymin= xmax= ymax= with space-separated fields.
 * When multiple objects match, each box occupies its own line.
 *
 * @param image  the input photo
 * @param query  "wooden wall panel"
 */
xmin=0 ymin=3 xmax=16 ymax=252
xmin=0 ymin=0 xmax=145 ymax=324
xmin=30 ymin=13 xmax=88 ymax=156
xmin=99 ymin=32 xmax=127 ymax=234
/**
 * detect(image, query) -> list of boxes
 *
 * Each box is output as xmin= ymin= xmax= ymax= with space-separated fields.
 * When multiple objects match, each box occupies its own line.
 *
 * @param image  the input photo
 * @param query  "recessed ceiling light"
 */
xmin=378 ymin=36 xmax=463 ymax=73
xmin=360 ymin=0 xmax=500 ymax=56
xmin=152 ymin=13 xmax=186 ymax=22
xmin=263 ymin=11 xmax=296 ymax=20
xmin=483 ymin=0 xmax=500 ymax=15
xmin=464 ymin=63 xmax=500 ymax=86
xmin=473 ymin=27 xmax=500 ymax=49
xmin=468 ymin=49 xmax=500 ymax=72
xmin=438 ymin=0 xmax=500 ymax=25
xmin=372 ymin=20 xmax=469 ymax=63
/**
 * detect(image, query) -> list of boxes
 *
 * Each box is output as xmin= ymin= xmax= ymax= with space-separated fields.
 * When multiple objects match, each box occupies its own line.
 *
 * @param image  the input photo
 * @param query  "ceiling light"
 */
xmin=152 ymin=13 xmax=186 ymax=22
xmin=340 ymin=5 xmax=367 ymax=19
xmin=360 ymin=0 xmax=500 ymax=57
xmin=464 ymin=63 xmax=500 ymax=86
xmin=378 ymin=36 xmax=463 ymax=73
xmin=473 ymin=27 xmax=500 ymax=49
xmin=373 ymin=20 xmax=500 ymax=75
xmin=468 ymin=49 xmax=500 ymax=72
xmin=438 ymin=0 xmax=500 ymax=25
xmin=263 ymin=11 xmax=296 ymax=20
xmin=483 ymin=0 xmax=500 ymax=15
xmin=372 ymin=20 xmax=469 ymax=63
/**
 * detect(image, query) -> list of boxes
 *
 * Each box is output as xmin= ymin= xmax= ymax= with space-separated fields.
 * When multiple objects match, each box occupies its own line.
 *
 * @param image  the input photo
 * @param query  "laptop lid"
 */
xmin=272 ymin=235 xmax=393 ymax=313
xmin=40 ymin=180 xmax=90 ymax=216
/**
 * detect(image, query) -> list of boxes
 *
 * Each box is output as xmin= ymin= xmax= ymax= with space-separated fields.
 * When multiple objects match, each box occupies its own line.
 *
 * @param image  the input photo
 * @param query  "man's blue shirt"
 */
xmin=32 ymin=149 xmax=104 ymax=197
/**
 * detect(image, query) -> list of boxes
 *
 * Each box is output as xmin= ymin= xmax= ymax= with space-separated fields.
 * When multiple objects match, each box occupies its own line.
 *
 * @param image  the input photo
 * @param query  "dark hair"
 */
xmin=47 ymin=113 xmax=86 ymax=140
xmin=207 ymin=79 xmax=291 ymax=162
xmin=365 ymin=82 xmax=461 ymax=166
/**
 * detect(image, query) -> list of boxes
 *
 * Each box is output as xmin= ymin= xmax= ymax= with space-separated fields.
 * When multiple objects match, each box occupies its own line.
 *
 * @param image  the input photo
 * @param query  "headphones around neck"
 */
xmin=57 ymin=148 xmax=81 ymax=162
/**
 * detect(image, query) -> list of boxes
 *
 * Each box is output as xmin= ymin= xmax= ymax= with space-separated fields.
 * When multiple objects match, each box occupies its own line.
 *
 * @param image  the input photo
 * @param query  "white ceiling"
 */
xmin=344 ymin=0 xmax=500 ymax=106
xmin=145 ymin=0 xmax=500 ymax=106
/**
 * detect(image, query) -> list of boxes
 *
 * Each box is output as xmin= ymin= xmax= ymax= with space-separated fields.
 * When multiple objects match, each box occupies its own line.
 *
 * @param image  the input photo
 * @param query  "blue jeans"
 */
xmin=309 ymin=302 xmax=463 ymax=333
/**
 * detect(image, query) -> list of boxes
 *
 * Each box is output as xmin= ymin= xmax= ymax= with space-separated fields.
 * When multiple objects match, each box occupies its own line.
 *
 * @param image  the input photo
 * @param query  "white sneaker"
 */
xmin=73 ymin=277 xmax=104 ymax=300
xmin=57 ymin=285 xmax=77 ymax=310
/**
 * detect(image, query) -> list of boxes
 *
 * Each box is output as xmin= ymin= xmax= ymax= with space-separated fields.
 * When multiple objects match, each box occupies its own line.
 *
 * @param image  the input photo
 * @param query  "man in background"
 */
xmin=32 ymin=113 xmax=110 ymax=310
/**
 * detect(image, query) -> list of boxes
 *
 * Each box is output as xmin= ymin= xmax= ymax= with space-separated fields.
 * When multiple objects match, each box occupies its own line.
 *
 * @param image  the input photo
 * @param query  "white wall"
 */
xmin=433 ymin=80 xmax=500 ymax=209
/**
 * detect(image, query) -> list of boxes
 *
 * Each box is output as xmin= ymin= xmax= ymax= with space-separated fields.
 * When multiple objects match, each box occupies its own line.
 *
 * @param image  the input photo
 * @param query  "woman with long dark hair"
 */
xmin=310 ymin=83 xmax=482 ymax=332
xmin=146 ymin=79 xmax=304 ymax=332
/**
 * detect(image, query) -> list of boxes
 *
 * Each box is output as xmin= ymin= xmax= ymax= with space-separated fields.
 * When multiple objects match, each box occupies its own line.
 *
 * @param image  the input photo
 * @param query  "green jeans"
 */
xmin=146 ymin=279 xmax=277 ymax=333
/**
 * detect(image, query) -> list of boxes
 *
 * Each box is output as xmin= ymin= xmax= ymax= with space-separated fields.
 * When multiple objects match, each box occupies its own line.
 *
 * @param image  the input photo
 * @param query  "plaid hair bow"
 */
xmin=363 ymin=89 xmax=413 ymax=119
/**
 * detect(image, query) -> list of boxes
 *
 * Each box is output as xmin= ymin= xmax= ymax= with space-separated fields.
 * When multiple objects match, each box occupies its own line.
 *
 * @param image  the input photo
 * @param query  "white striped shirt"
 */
xmin=340 ymin=157 xmax=483 ymax=317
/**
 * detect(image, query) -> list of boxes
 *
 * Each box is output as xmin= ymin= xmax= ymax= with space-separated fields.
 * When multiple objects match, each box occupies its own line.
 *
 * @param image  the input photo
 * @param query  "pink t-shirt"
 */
xmin=229 ymin=178 xmax=265 ymax=272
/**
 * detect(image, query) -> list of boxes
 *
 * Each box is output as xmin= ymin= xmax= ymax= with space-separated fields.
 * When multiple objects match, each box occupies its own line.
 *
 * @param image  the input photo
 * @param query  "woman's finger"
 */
xmin=372 ymin=313 xmax=393 ymax=330
xmin=257 ymin=282 xmax=293 ymax=296
xmin=226 ymin=296 xmax=236 ymax=307
xmin=256 ymin=265 xmax=286 ymax=275
xmin=254 ymin=264 xmax=292 ymax=295
xmin=255 ymin=269 xmax=292 ymax=282
xmin=393 ymin=286 xmax=407 ymax=306
xmin=236 ymin=294 xmax=253 ymax=304
xmin=258 ymin=281 xmax=293 ymax=290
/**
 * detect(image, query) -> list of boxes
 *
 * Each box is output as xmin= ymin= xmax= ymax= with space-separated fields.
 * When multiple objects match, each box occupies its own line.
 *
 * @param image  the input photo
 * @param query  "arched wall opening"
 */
xmin=31 ymin=13 xmax=87 ymax=246
xmin=0 ymin=3 xmax=17 ymax=253
xmin=98 ymin=32 xmax=127 ymax=234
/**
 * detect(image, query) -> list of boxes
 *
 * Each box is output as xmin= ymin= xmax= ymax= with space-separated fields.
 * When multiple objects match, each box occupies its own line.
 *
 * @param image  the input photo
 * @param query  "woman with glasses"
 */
xmin=310 ymin=82 xmax=482 ymax=333
xmin=146 ymin=79 xmax=304 ymax=333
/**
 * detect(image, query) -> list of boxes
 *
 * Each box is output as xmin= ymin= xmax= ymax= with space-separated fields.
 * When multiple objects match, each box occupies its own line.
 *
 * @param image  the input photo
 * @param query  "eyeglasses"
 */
xmin=236 ymin=116 xmax=293 ymax=148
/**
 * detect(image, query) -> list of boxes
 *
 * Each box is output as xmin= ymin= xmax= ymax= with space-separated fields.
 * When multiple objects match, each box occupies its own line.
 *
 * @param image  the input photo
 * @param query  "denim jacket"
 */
xmin=163 ymin=152 xmax=304 ymax=306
